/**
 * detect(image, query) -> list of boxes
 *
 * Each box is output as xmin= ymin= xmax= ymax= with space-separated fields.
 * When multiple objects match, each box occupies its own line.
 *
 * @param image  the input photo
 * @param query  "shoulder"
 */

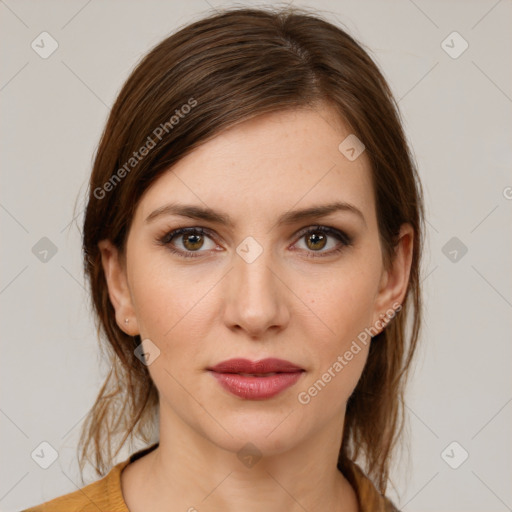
xmin=343 ymin=459 xmax=401 ymax=512
xmin=21 ymin=459 xmax=131 ymax=512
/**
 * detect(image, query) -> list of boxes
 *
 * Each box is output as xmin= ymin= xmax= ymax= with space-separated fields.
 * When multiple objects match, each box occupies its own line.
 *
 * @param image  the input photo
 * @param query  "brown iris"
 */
xmin=305 ymin=232 xmax=327 ymax=251
xmin=182 ymin=233 xmax=204 ymax=251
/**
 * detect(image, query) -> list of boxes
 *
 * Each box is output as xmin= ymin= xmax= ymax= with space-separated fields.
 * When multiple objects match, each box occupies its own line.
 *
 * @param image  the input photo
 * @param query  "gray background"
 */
xmin=1 ymin=0 xmax=511 ymax=511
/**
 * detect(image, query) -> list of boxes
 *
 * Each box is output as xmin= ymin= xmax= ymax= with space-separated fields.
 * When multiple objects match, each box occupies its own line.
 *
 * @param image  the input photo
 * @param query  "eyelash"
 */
xmin=156 ymin=225 xmax=353 ymax=259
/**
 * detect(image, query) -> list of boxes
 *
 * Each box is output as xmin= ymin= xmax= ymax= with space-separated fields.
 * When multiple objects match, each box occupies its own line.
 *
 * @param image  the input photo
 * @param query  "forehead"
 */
xmin=136 ymin=105 xmax=376 ymax=228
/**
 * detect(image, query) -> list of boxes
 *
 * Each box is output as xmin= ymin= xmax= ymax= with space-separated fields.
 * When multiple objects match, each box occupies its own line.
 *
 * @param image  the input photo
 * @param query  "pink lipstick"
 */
xmin=207 ymin=358 xmax=305 ymax=400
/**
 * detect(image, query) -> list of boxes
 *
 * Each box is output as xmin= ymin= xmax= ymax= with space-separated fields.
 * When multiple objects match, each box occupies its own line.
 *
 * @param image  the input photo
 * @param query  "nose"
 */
xmin=222 ymin=242 xmax=290 ymax=339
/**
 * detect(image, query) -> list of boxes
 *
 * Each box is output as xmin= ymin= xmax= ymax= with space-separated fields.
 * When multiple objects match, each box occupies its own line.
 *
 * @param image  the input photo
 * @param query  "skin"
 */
xmin=99 ymin=103 xmax=413 ymax=512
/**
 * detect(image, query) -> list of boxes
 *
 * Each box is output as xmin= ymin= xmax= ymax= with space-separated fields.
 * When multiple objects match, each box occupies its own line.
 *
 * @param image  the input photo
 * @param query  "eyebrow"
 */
xmin=145 ymin=200 xmax=367 ymax=228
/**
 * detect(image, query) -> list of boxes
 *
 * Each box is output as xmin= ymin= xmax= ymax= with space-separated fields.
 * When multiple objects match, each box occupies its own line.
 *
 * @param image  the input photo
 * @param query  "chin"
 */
xmin=201 ymin=410 xmax=307 ymax=457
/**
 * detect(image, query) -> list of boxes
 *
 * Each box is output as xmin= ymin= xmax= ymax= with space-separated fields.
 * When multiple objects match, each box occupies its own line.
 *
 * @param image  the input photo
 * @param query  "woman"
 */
xmin=23 ymin=5 xmax=424 ymax=512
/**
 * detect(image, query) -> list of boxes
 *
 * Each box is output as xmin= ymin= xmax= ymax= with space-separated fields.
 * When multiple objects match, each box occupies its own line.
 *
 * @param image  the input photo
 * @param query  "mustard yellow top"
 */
xmin=22 ymin=443 xmax=399 ymax=511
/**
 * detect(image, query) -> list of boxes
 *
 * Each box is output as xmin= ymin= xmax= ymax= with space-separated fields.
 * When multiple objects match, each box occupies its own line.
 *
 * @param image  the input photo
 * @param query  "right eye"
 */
xmin=157 ymin=227 xmax=219 ymax=258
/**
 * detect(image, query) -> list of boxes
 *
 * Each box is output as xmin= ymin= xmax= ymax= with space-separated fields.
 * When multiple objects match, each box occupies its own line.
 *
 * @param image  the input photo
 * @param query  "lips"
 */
xmin=207 ymin=358 xmax=305 ymax=400
xmin=208 ymin=358 xmax=304 ymax=374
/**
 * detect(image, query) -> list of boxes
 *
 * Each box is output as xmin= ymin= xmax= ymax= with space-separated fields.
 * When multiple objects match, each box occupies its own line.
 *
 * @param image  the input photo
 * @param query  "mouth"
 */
xmin=207 ymin=358 xmax=305 ymax=400
xmin=236 ymin=372 xmax=281 ymax=377
xmin=207 ymin=357 xmax=304 ymax=374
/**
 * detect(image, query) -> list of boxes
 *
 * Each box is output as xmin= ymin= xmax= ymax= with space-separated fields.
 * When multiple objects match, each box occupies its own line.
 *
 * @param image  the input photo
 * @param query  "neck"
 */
xmin=123 ymin=404 xmax=359 ymax=512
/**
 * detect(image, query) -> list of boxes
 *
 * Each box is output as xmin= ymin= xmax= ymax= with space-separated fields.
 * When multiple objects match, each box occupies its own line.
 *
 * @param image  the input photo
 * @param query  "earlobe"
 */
xmin=98 ymin=239 xmax=140 ymax=336
xmin=372 ymin=224 xmax=414 ymax=330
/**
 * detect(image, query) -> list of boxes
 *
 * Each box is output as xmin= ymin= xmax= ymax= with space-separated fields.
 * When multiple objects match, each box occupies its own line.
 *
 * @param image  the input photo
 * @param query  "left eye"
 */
xmin=293 ymin=226 xmax=352 ymax=257
xmin=157 ymin=225 xmax=352 ymax=259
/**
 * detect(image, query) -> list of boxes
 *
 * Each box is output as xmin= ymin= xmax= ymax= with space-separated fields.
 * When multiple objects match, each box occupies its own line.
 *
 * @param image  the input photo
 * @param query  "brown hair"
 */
xmin=79 ymin=5 xmax=425 ymax=495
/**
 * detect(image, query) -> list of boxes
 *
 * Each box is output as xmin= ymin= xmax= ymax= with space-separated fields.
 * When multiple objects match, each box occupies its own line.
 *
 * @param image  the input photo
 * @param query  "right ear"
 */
xmin=98 ymin=239 xmax=140 ymax=336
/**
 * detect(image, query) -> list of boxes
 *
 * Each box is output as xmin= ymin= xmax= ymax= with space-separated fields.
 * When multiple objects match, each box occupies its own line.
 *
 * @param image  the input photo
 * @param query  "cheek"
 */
xmin=296 ymin=277 xmax=375 ymax=413
xmin=295 ymin=253 xmax=381 ymax=399
xmin=128 ymin=249 xmax=214 ymax=341
xmin=303 ymin=262 xmax=381 ymax=344
xmin=129 ymin=261 xmax=211 ymax=391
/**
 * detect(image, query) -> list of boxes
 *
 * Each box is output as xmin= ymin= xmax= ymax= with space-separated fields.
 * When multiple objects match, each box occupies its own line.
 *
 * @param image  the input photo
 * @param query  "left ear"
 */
xmin=372 ymin=223 xmax=414 ymax=331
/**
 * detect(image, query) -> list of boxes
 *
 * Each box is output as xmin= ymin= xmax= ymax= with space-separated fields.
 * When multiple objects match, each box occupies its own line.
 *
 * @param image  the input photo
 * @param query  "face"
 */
xmin=99 ymin=104 xmax=413 ymax=457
